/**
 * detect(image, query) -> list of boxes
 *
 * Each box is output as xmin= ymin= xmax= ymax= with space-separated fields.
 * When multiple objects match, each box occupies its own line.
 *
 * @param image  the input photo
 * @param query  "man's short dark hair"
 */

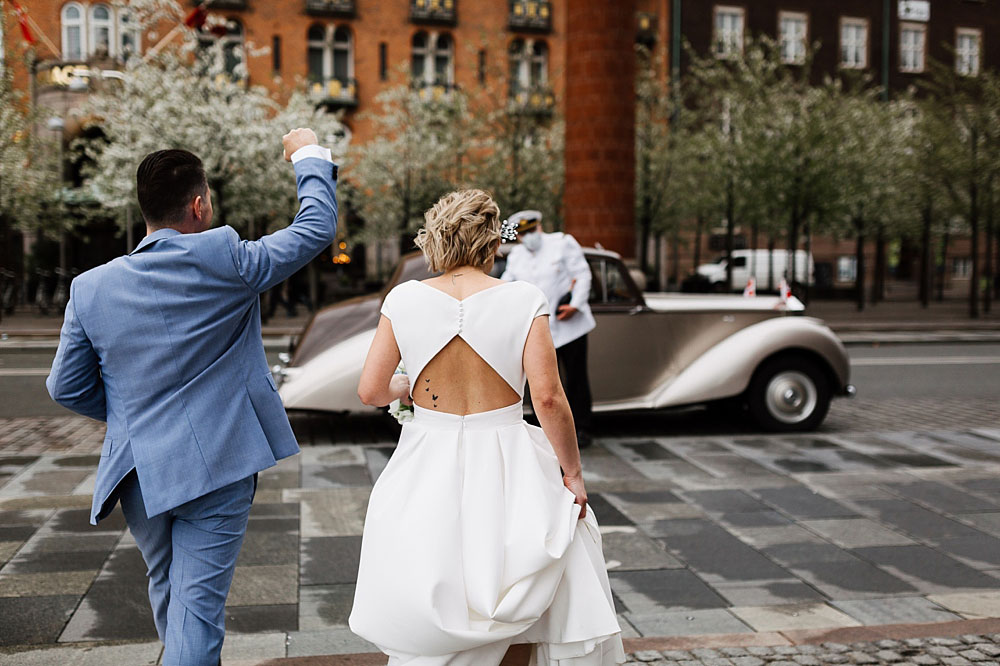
xmin=136 ymin=149 xmax=208 ymax=228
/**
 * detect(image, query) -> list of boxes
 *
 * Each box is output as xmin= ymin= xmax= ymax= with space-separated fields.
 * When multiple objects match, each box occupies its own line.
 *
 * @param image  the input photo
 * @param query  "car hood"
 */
xmin=643 ymin=292 xmax=805 ymax=313
xmin=290 ymin=293 xmax=381 ymax=367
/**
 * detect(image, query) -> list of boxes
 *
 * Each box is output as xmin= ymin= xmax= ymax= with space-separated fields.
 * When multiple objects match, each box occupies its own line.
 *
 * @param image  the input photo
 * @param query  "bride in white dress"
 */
xmin=350 ymin=190 xmax=625 ymax=666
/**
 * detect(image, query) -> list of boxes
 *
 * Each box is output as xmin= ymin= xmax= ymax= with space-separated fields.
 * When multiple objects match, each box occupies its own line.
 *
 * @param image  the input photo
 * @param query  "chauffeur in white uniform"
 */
xmin=500 ymin=210 xmax=596 ymax=447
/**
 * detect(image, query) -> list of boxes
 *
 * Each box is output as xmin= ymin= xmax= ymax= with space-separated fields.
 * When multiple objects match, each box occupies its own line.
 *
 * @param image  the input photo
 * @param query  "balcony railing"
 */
xmin=509 ymin=1 xmax=551 ymax=33
xmin=305 ymin=0 xmax=355 ymax=17
xmin=410 ymin=79 xmax=459 ymax=102
xmin=309 ymin=77 xmax=358 ymax=109
xmin=636 ymin=12 xmax=657 ymax=47
xmin=410 ymin=0 xmax=456 ymax=26
xmin=508 ymin=85 xmax=555 ymax=116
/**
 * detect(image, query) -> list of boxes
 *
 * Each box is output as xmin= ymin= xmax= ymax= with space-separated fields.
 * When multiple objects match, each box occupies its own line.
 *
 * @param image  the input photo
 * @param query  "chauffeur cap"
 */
xmin=508 ymin=210 xmax=542 ymax=234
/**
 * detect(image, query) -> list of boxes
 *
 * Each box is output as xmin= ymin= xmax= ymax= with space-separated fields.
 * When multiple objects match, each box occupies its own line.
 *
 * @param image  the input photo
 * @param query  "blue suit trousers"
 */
xmin=118 ymin=471 xmax=256 ymax=666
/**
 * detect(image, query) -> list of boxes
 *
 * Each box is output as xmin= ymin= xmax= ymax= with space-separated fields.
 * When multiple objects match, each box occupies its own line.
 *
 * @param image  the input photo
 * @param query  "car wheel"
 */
xmin=747 ymin=356 xmax=831 ymax=432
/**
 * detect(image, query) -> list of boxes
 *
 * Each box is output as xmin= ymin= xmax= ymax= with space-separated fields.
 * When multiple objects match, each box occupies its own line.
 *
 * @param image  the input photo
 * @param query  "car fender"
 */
xmin=278 ymin=328 xmax=376 ymax=412
xmin=650 ymin=316 xmax=849 ymax=408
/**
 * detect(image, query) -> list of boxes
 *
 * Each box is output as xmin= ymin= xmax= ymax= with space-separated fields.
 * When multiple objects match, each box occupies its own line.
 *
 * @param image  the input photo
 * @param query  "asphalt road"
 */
xmin=2 ymin=341 xmax=999 ymax=423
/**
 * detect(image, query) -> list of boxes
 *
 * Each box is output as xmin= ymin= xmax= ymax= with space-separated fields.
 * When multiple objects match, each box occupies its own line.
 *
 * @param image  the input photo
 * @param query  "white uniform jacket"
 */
xmin=501 ymin=231 xmax=596 ymax=349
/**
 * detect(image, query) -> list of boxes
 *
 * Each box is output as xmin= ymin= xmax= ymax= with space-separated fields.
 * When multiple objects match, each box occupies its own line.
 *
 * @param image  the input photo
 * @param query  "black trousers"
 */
xmin=556 ymin=334 xmax=593 ymax=433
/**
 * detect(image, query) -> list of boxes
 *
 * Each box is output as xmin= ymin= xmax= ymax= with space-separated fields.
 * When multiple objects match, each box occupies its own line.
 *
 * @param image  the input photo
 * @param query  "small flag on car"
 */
xmin=778 ymin=278 xmax=791 ymax=302
xmin=743 ymin=277 xmax=756 ymax=298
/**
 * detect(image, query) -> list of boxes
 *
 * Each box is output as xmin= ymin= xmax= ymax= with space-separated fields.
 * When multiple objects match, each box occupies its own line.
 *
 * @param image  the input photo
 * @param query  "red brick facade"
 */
xmin=563 ymin=2 xmax=637 ymax=257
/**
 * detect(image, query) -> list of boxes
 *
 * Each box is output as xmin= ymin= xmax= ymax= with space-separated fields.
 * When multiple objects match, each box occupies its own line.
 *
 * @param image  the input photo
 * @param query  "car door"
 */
xmin=585 ymin=255 xmax=679 ymax=409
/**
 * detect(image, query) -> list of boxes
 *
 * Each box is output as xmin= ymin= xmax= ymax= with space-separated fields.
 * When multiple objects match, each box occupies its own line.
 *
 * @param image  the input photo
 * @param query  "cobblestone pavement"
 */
xmin=624 ymin=634 xmax=1000 ymax=666
xmin=1 ymin=401 xmax=1000 ymax=664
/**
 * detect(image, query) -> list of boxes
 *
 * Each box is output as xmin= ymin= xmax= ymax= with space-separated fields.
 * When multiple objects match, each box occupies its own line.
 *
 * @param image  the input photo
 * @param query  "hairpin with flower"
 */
xmin=500 ymin=218 xmax=519 ymax=243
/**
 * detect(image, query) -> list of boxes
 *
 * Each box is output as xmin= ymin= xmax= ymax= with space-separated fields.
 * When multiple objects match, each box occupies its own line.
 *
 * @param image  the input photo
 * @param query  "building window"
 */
xmin=900 ymin=22 xmax=926 ymax=73
xmin=952 ymin=257 xmax=972 ymax=279
xmin=272 ymin=35 xmax=281 ymax=73
xmin=379 ymin=42 xmax=388 ymax=81
xmin=837 ymin=256 xmax=857 ymax=283
xmin=61 ymin=3 xmax=139 ymax=61
xmin=956 ymin=28 xmax=981 ymax=77
xmin=89 ymin=4 xmax=112 ymax=58
xmin=118 ymin=11 xmax=140 ymax=61
xmin=478 ymin=49 xmax=486 ymax=85
xmin=61 ymin=3 xmax=85 ymax=61
xmin=509 ymin=38 xmax=548 ymax=97
xmin=840 ymin=17 xmax=868 ymax=69
xmin=411 ymin=31 xmax=453 ymax=87
xmin=713 ymin=6 xmax=744 ymax=59
xmin=307 ymin=24 xmax=353 ymax=84
xmin=198 ymin=19 xmax=245 ymax=78
xmin=779 ymin=12 xmax=807 ymax=64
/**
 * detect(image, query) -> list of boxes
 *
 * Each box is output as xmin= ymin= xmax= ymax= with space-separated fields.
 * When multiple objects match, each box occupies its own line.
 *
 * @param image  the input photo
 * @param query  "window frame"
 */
xmin=411 ymin=30 xmax=454 ymax=88
xmin=955 ymin=27 xmax=982 ymax=77
xmin=88 ymin=4 xmax=113 ymax=58
xmin=61 ymin=2 xmax=87 ymax=61
xmin=899 ymin=21 xmax=926 ymax=74
xmin=778 ymin=10 xmax=808 ymax=65
xmin=839 ymin=16 xmax=869 ymax=70
xmin=508 ymin=38 xmax=548 ymax=98
xmin=713 ymin=5 xmax=746 ymax=60
xmin=117 ymin=9 xmax=140 ymax=61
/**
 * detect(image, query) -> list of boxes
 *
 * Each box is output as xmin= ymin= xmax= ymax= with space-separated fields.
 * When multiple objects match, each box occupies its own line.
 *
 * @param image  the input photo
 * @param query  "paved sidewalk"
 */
xmin=1 ymin=396 xmax=1000 ymax=664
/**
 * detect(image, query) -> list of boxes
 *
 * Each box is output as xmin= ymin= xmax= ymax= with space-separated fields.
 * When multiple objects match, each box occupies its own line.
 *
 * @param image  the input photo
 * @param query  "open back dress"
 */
xmin=349 ymin=279 xmax=625 ymax=666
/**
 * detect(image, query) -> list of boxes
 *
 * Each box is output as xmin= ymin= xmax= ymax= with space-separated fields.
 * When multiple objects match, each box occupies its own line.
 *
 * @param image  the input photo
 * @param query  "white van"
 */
xmin=696 ymin=249 xmax=814 ymax=292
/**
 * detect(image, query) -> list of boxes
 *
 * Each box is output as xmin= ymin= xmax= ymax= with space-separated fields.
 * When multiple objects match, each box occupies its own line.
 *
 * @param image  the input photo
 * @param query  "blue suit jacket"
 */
xmin=47 ymin=157 xmax=337 ymax=524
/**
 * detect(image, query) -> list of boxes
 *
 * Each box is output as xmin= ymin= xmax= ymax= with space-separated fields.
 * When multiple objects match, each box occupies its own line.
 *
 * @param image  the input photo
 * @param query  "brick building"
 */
xmin=664 ymin=0 xmax=1000 ymax=297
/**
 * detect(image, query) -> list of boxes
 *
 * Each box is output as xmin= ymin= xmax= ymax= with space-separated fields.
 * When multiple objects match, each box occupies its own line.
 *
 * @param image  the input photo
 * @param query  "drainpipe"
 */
xmin=882 ymin=0 xmax=890 ymax=102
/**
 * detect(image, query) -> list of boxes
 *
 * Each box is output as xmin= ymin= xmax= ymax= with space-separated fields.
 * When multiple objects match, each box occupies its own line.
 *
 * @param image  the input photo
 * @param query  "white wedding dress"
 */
xmin=350 ymin=279 xmax=625 ymax=666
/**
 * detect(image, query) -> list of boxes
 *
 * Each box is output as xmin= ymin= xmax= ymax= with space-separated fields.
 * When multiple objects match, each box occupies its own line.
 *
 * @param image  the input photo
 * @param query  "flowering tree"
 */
xmin=77 ymin=1 xmax=346 ymax=239
xmin=348 ymin=84 xmax=472 ymax=252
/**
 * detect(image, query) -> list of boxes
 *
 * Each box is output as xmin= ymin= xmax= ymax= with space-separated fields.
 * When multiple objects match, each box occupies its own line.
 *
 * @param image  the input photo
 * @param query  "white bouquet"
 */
xmin=387 ymin=361 xmax=414 ymax=424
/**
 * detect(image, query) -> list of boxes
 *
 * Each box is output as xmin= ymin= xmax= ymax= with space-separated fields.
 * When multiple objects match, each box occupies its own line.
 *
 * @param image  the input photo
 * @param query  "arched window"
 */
xmin=411 ymin=32 xmax=429 ymax=82
xmin=307 ymin=25 xmax=353 ymax=86
xmin=412 ymin=32 xmax=454 ymax=88
xmin=89 ymin=4 xmax=112 ymax=57
xmin=61 ymin=3 xmax=86 ymax=61
xmin=199 ymin=19 xmax=245 ymax=78
xmin=307 ymin=25 xmax=325 ymax=82
xmin=332 ymin=26 xmax=352 ymax=83
xmin=530 ymin=41 xmax=547 ymax=86
xmin=509 ymin=38 xmax=547 ymax=98
xmin=508 ymin=38 xmax=526 ymax=96
xmin=118 ymin=10 xmax=140 ymax=61
xmin=432 ymin=33 xmax=452 ymax=86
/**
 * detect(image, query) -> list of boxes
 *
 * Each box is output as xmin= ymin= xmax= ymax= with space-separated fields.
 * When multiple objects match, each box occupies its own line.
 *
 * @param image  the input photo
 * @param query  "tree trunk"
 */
xmin=788 ymin=213 xmax=800 ymax=288
xmin=639 ymin=148 xmax=652 ymax=277
xmin=652 ymin=232 xmax=662 ymax=292
xmin=767 ymin=238 xmax=775 ymax=292
xmin=693 ymin=216 xmax=704 ymax=270
xmin=970 ymin=185 xmax=980 ymax=320
xmin=919 ymin=203 xmax=932 ymax=308
xmin=751 ymin=221 xmax=759 ymax=277
xmin=854 ymin=217 xmax=866 ymax=311
xmin=803 ymin=220 xmax=812 ymax=305
xmin=969 ymin=127 xmax=980 ymax=319
xmin=937 ymin=231 xmax=949 ymax=301
xmin=308 ymin=260 xmax=320 ymax=311
xmin=670 ymin=227 xmax=680 ymax=289
xmin=871 ymin=227 xmax=886 ymax=304
xmin=984 ymin=177 xmax=993 ymax=314
xmin=725 ymin=180 xmax=735 ymax=292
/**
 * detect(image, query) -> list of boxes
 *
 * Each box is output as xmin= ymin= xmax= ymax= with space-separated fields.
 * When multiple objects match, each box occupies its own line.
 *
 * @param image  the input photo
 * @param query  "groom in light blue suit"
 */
xmin=47 ymin=129 xmax=337 ymax=665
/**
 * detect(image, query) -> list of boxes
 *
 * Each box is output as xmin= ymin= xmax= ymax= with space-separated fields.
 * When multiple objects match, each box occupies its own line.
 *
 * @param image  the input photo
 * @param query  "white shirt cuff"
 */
xmin=291 ymin=145 xmax=333 ymax=164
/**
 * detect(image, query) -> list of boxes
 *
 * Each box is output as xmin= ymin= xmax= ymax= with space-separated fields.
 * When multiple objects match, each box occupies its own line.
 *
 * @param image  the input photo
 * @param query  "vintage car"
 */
xmin=275 ymin=248 xmax=854 ymax=432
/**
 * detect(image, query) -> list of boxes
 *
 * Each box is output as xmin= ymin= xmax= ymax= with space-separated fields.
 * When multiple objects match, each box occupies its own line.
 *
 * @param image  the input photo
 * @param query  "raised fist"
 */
xmin=282 ymin=128 xmax=319 ymax=162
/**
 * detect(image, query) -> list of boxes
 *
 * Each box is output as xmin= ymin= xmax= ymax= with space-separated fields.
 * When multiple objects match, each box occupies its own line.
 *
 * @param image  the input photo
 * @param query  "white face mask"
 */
xmin=521 ymin=231 xmax=543 ymax=253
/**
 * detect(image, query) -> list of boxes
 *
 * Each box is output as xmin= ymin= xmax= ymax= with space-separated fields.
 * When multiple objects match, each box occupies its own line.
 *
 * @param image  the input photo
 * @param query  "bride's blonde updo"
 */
xmin=414 ymin=189 xmax=502 ymax=273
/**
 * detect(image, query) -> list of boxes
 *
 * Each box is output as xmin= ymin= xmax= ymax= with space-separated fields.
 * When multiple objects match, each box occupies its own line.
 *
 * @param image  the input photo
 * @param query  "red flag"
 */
xmin=8 ymin=0 xmax=37 ymax=45
xmin=184 ymin=6 xmax=208 ymax=29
